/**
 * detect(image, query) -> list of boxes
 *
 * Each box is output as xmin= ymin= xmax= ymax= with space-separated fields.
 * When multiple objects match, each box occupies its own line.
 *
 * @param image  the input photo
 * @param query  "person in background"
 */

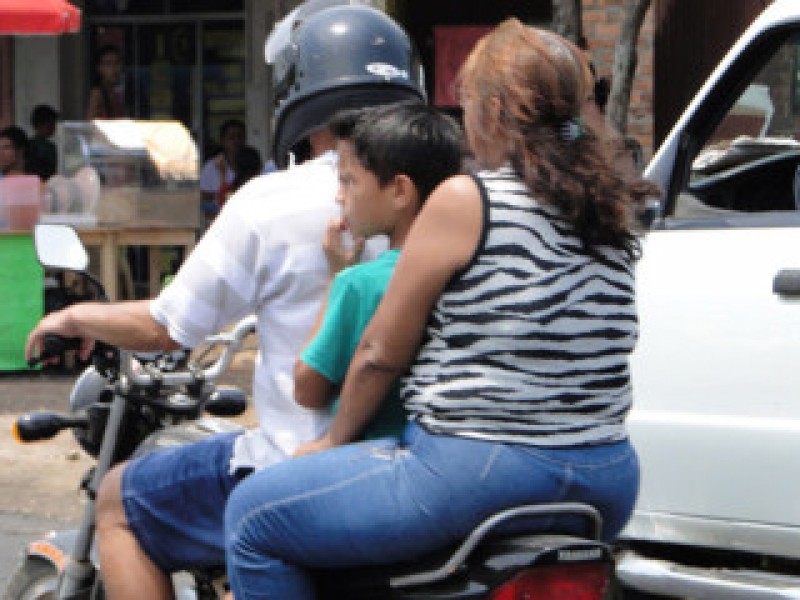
xmin=223 ymin=20 xmax=660 ymax=599
xmin=86 ymin=45 xmax=128 ymax=120
xmin=230 ymin=144 xmax=264 ymax=195
xmin=27 ymin=104 xmax=59 ymax=181
xmin=0 ymin=126 xmax=29 ymax=178
xmin=199 ymin=119 xmax=246 ymax=225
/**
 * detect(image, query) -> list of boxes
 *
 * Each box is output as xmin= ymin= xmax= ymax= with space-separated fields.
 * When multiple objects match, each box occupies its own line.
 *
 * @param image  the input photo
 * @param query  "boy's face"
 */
xmin=336 ymin=139 xmax=394 ymax=240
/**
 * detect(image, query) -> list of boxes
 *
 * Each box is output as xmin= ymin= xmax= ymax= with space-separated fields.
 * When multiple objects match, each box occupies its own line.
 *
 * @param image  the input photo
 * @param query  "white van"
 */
xmin=617 ymin=1 xmax=800 ymax=597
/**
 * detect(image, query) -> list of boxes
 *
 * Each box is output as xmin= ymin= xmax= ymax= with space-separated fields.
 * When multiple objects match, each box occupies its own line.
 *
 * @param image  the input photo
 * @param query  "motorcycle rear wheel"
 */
xmin=3 ymin=557 xmax=58 ymax=600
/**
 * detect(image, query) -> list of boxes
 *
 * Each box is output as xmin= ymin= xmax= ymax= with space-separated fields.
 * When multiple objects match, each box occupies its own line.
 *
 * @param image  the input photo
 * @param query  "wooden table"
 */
xmin=76 ymin=226 xmax=197 ymax=301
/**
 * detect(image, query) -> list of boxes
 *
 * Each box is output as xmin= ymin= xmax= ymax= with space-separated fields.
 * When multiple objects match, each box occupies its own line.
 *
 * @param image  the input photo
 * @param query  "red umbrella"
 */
xmin=0 ymin=0 xmax=81 ymax=35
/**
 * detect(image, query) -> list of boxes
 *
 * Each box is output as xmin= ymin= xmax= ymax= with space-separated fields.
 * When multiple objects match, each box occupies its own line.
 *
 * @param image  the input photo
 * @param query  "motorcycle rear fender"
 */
xmin=316 ymin=533 xmax=611 ymax=599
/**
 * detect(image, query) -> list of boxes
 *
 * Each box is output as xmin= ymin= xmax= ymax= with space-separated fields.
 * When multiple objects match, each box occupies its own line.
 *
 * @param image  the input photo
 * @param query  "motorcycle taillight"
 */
xmin=489 ymin=561 xmax=609 ymax=600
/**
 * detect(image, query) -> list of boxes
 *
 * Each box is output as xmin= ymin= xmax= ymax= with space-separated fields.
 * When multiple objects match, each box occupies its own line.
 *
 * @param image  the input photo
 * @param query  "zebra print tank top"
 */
xmin=402 ymin=166 xmax=637 ymax=447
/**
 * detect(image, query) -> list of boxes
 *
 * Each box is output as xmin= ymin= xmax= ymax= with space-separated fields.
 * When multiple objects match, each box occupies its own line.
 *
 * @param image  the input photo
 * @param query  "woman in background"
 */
xmin=87 ymin=45 xmax=127 ymax=120
xmin=0 ymin=126 xmax=28 ymax=178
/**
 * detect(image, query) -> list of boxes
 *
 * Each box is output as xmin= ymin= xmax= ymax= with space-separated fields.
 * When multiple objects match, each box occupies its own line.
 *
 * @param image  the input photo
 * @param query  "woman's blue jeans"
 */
xmin=224 ymin=421 xmax=639 ymax=599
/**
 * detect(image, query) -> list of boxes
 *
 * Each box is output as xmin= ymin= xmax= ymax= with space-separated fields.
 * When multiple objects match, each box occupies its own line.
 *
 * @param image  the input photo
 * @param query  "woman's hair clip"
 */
xmin=559 ymin=117 xmax=584 ymax=142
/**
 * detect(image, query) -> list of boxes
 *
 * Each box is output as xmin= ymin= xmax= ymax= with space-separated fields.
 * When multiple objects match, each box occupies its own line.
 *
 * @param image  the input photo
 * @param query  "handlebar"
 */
xmin=122 ymin=315 xmax=257 ymax=389
xmin=27 ymin=334 xmax=82 ymax=367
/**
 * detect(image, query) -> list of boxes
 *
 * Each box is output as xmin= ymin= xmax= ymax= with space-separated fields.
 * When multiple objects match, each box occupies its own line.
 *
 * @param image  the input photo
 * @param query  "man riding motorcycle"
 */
xmin=25 ymin=5 xmax=426 ymax=598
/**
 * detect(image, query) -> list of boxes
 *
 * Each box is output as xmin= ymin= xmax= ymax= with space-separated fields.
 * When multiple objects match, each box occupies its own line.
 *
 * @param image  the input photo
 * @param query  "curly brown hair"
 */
xmin=458 ymin=19 xmax=659 ymax=258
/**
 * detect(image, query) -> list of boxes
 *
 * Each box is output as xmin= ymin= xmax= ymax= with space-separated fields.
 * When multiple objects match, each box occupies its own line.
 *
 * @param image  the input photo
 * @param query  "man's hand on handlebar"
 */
xmin=25 ymin=306 xmax=96 ymax=366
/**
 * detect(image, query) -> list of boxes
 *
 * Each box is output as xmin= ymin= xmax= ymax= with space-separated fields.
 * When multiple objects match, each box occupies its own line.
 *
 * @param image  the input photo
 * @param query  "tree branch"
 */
xmin=552 ymin=0 xmax=583 ymax=44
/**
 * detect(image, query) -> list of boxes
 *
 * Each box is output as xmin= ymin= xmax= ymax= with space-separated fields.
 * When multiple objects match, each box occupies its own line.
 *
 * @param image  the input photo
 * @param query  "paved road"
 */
xmin=0 ymin=372 xmax=88 ymax=593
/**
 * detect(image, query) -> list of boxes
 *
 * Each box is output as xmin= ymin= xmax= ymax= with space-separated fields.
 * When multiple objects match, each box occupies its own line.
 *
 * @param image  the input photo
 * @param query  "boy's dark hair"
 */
xmin=0 ymin=126 xmax=29 ymax=152
xmin=31 ymin=104 xmax=59 ymax=129
xmin=330 ymin=101 xmax=464 ymax=203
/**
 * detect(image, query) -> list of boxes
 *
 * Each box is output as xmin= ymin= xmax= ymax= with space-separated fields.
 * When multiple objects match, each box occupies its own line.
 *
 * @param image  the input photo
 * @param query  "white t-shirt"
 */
xmin=199 ymin=154 xmax=235 ymax=194
xmin=151 ymin=151 xmax=384 ymax=472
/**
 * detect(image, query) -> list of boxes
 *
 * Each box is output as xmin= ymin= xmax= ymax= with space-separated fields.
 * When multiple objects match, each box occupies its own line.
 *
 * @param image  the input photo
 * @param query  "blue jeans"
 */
xmin=122 ymin=431 xmax=243 ymax=571
xmin=224 ymin=421 xmax=639 ymax=599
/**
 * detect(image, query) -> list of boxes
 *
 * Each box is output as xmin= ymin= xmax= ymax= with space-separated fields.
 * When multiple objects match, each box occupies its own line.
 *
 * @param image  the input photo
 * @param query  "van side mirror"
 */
xmin=639 ymin=198 xmax=663 ymax=230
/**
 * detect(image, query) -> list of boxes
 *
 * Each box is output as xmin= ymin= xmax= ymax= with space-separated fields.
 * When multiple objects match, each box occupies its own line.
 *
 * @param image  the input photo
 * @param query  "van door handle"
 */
xmin=773 ymin=269 xmax=800 ymax=296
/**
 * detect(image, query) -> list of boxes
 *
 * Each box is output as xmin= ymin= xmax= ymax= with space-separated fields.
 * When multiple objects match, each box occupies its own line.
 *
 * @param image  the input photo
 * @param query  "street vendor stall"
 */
xmin=0 ymin=0 xmax=79 ymax=371
xmin=42 ymin=119 xmax=201 ymax=300
xmin=0 ymin=120 xmax=199 ymax=370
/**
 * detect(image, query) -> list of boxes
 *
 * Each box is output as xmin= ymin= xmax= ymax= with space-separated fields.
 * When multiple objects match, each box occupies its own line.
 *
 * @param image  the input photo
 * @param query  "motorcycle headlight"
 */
xmin=69 ymin=366 xmax=110 ymax=412
xmin=69 ymin=366 xmax=113 ymax=457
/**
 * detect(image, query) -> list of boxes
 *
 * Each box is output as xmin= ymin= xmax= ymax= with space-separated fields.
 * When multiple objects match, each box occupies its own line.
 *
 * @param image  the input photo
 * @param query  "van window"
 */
xmin=672 ymin=33 xmax=800 ymax=225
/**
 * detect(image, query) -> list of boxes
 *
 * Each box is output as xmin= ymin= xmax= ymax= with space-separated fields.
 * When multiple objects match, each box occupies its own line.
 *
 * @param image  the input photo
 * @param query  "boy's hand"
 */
xmin=293 ymin=434 xmax=336 ymax=458
xmin=323 ymin=217 xmax=364 ymax=275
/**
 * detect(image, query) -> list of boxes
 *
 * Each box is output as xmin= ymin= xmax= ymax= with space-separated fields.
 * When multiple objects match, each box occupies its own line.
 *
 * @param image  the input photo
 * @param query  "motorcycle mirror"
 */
xmin=34 ymin=223 xmax=89 ymax=272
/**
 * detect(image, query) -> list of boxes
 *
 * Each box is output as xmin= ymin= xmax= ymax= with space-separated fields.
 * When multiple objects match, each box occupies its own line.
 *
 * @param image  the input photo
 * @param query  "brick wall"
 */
xmin=582 ymin=0 xmax=655 ymax=160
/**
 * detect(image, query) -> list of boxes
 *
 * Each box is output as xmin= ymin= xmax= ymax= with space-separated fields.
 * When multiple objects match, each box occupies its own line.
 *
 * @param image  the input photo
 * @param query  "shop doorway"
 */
xmin=397 ymin=0 xmax=552 ymax=114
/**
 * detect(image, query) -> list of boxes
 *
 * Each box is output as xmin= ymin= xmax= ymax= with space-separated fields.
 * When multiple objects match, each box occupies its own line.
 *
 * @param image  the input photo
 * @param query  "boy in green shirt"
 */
xmin=294 ymin=102 xmax=463 ymax=440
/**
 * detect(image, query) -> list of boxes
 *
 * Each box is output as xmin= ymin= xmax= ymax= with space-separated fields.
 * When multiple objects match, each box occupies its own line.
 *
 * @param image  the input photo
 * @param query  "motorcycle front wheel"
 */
xmin=3 ymin=557 xmax=58 ymax=600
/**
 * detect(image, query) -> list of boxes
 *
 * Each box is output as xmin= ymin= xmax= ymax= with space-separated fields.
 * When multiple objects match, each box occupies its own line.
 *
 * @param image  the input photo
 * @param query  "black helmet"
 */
xmin=266 ymin=4 xmax=426 ymax=167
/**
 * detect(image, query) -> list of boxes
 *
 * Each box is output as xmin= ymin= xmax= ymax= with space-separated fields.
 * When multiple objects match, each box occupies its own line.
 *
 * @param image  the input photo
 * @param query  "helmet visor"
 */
xmin=266 ymin=0 xmax=361 ymax=96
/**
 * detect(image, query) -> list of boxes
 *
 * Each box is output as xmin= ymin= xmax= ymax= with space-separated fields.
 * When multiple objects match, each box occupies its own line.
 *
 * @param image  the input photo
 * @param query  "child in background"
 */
xmin=28 ymin=104 xmax=59 ymax=180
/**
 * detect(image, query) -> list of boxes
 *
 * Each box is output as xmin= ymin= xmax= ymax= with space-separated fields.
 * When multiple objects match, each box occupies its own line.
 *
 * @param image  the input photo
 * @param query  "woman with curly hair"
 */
xmin=223 ymin=19 xmax=660 ymax=599
xmin=86 ymin=45 xmax=127 ymax=120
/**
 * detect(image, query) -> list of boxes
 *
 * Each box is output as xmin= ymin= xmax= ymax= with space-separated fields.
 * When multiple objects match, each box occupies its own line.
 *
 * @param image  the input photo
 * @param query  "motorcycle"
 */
xmin=5 ymin=223 xmax=617 ymax=600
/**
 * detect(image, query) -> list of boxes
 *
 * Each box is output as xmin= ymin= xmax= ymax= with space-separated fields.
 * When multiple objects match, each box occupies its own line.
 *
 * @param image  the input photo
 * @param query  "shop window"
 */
xmin=202 ymin=24 xmax=246 ymax=159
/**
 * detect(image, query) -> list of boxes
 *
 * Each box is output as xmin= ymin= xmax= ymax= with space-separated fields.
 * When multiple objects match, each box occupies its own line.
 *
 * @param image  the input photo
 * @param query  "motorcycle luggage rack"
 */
xmin=390 ymin=502 xmax=603 ymax=588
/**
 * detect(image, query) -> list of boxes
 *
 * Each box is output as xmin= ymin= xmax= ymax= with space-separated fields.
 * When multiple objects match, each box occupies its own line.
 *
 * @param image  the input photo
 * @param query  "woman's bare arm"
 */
xmin=295 ymin=175 xmax=483 ymax=454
